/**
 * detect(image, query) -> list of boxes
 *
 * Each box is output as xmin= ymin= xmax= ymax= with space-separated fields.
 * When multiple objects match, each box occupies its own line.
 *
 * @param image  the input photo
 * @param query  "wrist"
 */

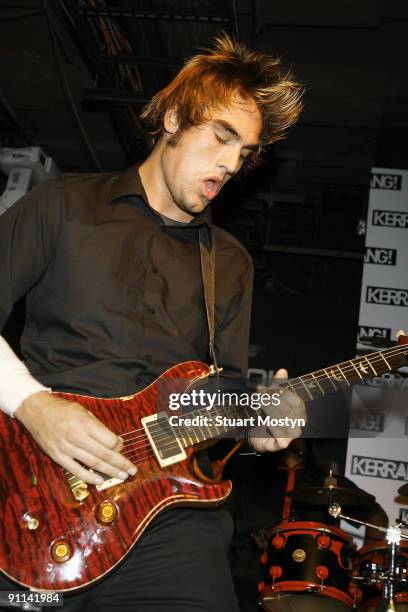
xmin=14 ymin=390 xmax=50 ymax=424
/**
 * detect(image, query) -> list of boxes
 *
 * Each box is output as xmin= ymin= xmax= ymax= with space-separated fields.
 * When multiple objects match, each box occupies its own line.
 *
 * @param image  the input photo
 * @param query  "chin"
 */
xmin=182 ymin=199 xmax=206 ymax=215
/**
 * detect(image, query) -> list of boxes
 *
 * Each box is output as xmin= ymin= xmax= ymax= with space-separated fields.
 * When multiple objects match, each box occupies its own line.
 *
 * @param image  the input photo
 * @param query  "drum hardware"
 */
xmin=257 ymin=477 xmax=406 ymax=610
xmin=329 ymin=503 xmax=408 ymax=611
xmin=288 ymin=484 xmax=376 ymax=508
xmin=259 ymin=520 xmax=356 ymax=610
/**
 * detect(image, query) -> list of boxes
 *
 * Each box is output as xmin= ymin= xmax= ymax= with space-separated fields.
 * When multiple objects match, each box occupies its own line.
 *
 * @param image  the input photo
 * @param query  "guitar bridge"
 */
xmin=95 ymin=476 xmax=125 ymax=492
xmin=64 ymin=471 xmax=90 ymax=502
xmin=64 ymin=470 xmax=126 ymax=498
xmin=141 ymin=412 xmax=186 ymax=468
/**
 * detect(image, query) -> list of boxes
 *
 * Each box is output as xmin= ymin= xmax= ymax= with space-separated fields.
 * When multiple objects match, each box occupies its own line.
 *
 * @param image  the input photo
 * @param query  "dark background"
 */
xmin=1 ymin=0 xmax=407 ymax=467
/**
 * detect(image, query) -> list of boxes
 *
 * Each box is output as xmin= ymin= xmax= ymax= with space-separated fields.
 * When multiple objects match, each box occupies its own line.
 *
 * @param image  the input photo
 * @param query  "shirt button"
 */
xmin=151 ymin=266 xmax=158 ymax=273
xmin=144 ymin=304 xmax=156 ymax=314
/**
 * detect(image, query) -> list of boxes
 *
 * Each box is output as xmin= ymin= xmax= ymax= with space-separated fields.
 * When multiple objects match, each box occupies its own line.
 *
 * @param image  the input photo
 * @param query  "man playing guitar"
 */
xmin=0 ymin=35 xmax=305 ymax=611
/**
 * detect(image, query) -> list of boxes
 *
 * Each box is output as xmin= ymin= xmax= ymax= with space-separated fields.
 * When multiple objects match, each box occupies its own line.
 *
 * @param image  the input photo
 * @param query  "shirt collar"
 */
xmin=108 ymin=163 xmax=212 ymax=226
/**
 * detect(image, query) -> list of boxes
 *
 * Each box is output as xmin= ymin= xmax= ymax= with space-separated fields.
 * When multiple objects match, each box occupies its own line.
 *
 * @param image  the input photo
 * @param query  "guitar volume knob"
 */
xmin=96 ymin=501 xmax=118 ymax=524
xmin=51 ymin=539 xmax=72 ymax=563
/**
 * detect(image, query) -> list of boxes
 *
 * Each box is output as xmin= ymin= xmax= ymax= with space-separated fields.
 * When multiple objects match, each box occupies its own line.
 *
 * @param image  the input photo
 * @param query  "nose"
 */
xmin=217 ymin=145 xmax=243 ymax=176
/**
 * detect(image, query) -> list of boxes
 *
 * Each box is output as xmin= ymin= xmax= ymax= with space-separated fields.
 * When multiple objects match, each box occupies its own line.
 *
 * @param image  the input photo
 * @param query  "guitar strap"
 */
xmin=198 ymin=226 xmax=219 ymax=375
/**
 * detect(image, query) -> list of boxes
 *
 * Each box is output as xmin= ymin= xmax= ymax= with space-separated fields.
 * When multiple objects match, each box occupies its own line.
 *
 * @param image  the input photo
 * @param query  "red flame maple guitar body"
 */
xmin=0 ymin=361 xmax=231 ymax=592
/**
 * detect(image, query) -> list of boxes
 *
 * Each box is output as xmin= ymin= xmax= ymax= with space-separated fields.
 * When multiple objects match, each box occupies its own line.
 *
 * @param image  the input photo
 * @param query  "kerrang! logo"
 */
xmin=358 ymin=326 xmax=391 ymax=340
xmin=364 ymin=247 xmax=397 ymax=266
xmin=350 ymin=411 xmax=384 ymax=432
xmin=351 ymin=455 xmax=408 ymax=480
xmin=372 ymin=210 xmax=408 ymax=228
xmin=370 ymin=172 xmax=402 ymax=190
xmin=366 ymin=286 xmax=408 ymax=307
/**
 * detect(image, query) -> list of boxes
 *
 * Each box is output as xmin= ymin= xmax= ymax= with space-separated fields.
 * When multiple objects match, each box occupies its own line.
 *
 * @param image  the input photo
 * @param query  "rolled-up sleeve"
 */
xmin=0 ymin=178 xmax=62 ymax=331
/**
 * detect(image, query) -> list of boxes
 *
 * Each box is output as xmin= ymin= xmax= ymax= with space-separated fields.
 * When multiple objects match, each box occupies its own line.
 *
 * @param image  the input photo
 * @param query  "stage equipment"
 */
xmin=330 ymin=504 xmax=408 ymax=610
xmin=0 ymin=146 xmax=59 ymax=214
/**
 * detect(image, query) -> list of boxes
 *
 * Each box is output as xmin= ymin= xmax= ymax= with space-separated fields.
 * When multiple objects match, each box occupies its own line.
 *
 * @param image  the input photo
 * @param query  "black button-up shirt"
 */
xmin=0 ymin=165 xmax=253 ymax=397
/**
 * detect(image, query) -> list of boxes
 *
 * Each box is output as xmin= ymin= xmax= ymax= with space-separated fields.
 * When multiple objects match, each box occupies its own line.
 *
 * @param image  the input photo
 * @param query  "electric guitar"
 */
xmin=0 ymin=336 xmax=407 ymax=592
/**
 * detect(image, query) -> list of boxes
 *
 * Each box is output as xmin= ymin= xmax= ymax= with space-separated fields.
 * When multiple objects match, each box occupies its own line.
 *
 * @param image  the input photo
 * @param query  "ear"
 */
xmin=163 ymin=107 xmax=179 ymax=134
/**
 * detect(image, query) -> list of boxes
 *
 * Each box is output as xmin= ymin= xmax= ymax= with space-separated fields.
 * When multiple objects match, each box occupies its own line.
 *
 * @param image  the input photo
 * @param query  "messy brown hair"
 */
xmin=140 ymin=34 xmax=303 ymax=162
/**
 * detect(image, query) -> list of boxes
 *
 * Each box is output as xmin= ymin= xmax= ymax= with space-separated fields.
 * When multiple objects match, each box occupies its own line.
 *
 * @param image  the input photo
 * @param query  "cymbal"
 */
xmin=288 ymin=485 xmax=376 ymax=508
xmin=398 ymin=483 xmax=408 ymax=497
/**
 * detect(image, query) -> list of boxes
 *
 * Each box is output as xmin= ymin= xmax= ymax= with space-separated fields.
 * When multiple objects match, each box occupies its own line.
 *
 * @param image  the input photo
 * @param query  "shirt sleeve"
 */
xmin=215 ymin=250 xmax=254 ymax=379
xmin=0 ymin=335 xmax=51 ymax=416
xmin=0 ymin=178 xmax=63 ymax=331
xmin=0 ymin=179 xmax=62 ymax=414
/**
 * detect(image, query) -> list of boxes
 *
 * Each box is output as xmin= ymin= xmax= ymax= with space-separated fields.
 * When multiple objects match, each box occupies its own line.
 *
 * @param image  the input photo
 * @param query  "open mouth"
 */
xmin=202 ymin=178 xmax=222 ymax=200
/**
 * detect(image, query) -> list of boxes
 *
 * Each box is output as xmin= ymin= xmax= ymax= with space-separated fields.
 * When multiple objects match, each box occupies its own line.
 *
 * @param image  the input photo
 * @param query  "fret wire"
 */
xmin=354 ymin=357 xmax=371 ymax=377
xmin=193 ymin=422 xmax=200 ymax=444
xmin=286 ymin=380 xmax=298 ymax=395
xmin=337 ymin=365 xmax=350 ymax=384
xmin=213 ymin=416 xmax=221 ymax=437
xmin=186 ymin=427 xmax=194 ymax=447
xmin=196 ymin=421 xmax=205 ymax=444
xmin=332 ymin=346 xmax=402 ymax=382
xmin=201 ymin=425 xmax=211 ymax=442
xmin=311 ymin=372 xmax=325 ymax=395
xmin=323 ymin=368 xmax=338 ymax=390
xmin=379 ymin=351 xmax=391 ymax=371
xmin=363 ymin=355 xmax=377 ymax=376
xmin=350 ymin=359 xmax=363 ymax=380
xmin=326 ymin=367 xmax=345 ymax=385
xmin=299 ymin=376 xmax=314 ymax=400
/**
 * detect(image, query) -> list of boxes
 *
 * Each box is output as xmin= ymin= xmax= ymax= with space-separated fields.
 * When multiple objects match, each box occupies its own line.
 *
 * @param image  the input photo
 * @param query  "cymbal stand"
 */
xmin=328 ymin=503 xmax=408 ymax=612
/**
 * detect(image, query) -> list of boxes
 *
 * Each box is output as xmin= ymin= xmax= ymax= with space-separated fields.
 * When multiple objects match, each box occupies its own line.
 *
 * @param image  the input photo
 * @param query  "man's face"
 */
xmin=160 ymin=95 xmax=262 ymax=220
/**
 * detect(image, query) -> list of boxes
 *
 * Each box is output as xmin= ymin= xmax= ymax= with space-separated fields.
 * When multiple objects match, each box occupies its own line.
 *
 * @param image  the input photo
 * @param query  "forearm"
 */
xmin=0 ymin=335 xmax=50 ymax=416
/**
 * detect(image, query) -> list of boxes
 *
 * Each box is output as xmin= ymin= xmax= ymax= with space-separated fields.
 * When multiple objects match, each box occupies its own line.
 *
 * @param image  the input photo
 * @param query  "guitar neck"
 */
xmin=175 ymin=344 xmax=408 ymax=448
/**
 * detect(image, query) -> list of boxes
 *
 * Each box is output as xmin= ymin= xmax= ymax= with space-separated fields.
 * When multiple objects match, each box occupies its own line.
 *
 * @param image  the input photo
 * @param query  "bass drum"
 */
xmin=353 ymin=540 xmax=408 ymax=611
xmin=259 ymin=521 xmax=355 ymax=612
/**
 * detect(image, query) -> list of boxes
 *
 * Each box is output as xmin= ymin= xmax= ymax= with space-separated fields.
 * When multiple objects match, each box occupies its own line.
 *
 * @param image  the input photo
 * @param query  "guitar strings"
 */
xmin=116 ymin=345 xmax=408 ymax=456
xmin=71 ymin=346 xmax=406 ymax=471
xmin=116 ymin=348 xmax=408 ymax=465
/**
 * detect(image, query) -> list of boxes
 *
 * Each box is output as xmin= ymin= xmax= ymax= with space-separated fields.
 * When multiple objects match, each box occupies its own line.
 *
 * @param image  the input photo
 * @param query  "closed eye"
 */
xmin=214 ymin=129 xmax=253 ymax=164
xmin=214 ymin=132 xmax=228 ymax=145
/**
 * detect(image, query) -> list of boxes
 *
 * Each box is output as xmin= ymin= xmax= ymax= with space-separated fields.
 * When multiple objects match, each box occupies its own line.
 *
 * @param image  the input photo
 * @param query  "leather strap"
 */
xmin=198 ymin=227 xmax=219 ymax=372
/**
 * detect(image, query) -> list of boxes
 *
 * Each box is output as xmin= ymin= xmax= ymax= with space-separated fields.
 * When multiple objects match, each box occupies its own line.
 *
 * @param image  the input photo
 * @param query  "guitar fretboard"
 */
xmin=166 ymin=343 xmax=408 ymax=449
xmin=282 ymin=344 xmax=407 ymax=401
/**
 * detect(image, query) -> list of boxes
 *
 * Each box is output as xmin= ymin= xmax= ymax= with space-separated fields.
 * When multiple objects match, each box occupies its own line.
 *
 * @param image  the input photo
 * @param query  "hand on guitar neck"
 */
xmin=14 ymin=391 xmax=137 ymax=485
xmin=248 ymin=368 xmax=306 ymax=453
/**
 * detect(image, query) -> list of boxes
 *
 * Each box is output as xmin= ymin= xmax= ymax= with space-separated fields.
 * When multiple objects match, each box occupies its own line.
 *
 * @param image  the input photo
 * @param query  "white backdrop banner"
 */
xmin=344 ymin=167 xmax=408 ymax=538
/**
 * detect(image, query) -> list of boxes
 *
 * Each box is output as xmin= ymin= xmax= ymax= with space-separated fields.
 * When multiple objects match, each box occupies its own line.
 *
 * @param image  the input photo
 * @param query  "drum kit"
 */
xmin=258 ymin=481 xmax=408 ymax=612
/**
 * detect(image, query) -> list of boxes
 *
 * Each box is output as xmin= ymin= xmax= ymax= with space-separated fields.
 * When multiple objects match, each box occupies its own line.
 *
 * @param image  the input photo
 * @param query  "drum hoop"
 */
xmin=269 ymin=520 xmax=352 ymax=543
xmin=357 ymin=539 xmax=408 ymax=557
xmin=260 ymin=581 xmax=354 ymax=607
xmin=359 ymin=592 xmax=408 ymax=609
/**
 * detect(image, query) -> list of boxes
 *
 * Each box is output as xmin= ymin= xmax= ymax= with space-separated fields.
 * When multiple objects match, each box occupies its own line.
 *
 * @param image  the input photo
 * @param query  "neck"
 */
xmin=138 ymin=144 xmax=193 ymax=223
xmin=170 ymin=342 xmax=408 ymax=449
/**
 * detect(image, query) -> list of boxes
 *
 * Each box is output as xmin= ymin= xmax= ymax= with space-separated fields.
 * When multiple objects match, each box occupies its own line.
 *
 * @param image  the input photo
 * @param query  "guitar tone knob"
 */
xmin=27 ymin=518 xmax=39 ymax=530
xmin=22 ymin=513 xmax=40 ymax=530
xmin=51 ymin=539 xmax=72 ymax=563
xmin=96 ymin=501 xmax=118 ymax=524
